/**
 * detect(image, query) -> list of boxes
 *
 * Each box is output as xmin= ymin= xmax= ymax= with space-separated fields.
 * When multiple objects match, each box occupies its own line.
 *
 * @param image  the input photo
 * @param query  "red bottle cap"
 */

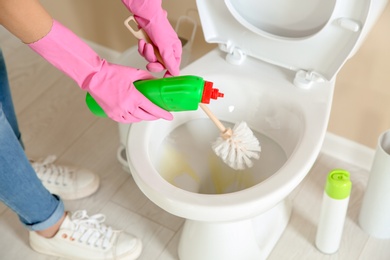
xmin=201 ymin=81 xmax=224 ymax=104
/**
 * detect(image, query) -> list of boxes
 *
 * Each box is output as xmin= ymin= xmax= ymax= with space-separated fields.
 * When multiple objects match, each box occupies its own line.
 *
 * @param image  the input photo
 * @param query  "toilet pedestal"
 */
xmin=178 ymin=199 xmax=292 ymax=260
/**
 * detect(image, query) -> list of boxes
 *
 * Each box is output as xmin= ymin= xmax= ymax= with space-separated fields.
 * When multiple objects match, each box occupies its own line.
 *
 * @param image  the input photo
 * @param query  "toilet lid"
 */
xmin=196 ymin=0 xmax=372 ymax=82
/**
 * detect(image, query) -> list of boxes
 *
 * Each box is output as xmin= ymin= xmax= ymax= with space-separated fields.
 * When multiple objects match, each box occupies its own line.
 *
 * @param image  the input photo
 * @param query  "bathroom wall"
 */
xmin=40 ymin=0 xmax=206 ymax=52
xmin=40 ymin=1 xmax=390 ymax=149
xmin=329 ymin=3 xmax=390 ymax=149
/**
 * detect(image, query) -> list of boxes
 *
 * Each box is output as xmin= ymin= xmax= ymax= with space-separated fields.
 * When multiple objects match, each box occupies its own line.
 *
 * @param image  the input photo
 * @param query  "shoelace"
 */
xmin=70 ymin=210 xmax=115 ymax=250
xmin=31 ymin=155 xmax=74 ymax=186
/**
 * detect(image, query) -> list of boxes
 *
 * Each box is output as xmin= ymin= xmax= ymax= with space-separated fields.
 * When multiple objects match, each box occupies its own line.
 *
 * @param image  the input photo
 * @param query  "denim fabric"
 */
xmin=0 ymin=49 xmax=64 ymax=231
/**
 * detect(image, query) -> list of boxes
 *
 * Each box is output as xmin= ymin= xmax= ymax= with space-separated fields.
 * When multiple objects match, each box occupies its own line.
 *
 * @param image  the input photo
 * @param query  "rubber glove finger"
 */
xmin=138 ymin=40 xmax=157 ymax=63
xmin=109 ymin=113 xmax=141 ymax=124
xmin=160 ymin=51 xmax=181 ymax=76
xmin=139 ymin=39 xmax=181 ymax=75
xmin=117 ymin=105 xmax=161 ymax=123
xmin=107 ymin=105 xmax=158 ymax=124
xmin=145 ymin=50 xmax=180 ymax=75
xmin=143 ymin=105 xmax=173 ymax=121
xmin=131 ymin=111 xmax=159 ymax=121
xmin=125 ymin=88 xmax=173 ymax=121
xmin=131 ymin=107 xmax=162 ymax=121
xmin=163 ymin=70 xmax=173 ymax=78
xmin=132 ymin=106 xmax=173 ymax=121
xmin=138 ymin=99 xmax=173 ymax=121
xmin=160 ymin=41 xmax=182 ymax=76
xmin=146 ymin=62 xmax=165 ymax=73
xmin=137 ymin=39 xmax=146 ymax=58
xmin=138 ymin=40 xmax=166 ymax=73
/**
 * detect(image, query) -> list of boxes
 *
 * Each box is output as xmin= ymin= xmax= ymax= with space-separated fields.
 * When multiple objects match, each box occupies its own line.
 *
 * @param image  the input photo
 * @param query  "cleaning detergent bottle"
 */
xmin=86 ymin=75 xmax=224 ymax=117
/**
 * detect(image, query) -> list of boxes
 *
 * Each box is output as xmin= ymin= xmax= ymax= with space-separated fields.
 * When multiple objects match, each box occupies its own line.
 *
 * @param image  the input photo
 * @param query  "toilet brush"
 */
xmin=199 ymin=104 xmax=261 ymax=169
xmin=125 ymin=16 xmax=261 ymax=170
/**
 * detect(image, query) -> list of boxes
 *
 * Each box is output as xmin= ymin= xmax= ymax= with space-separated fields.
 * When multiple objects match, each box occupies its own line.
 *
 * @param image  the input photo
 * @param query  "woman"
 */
xmin=0 ymin=0 xmax=181 ymax=259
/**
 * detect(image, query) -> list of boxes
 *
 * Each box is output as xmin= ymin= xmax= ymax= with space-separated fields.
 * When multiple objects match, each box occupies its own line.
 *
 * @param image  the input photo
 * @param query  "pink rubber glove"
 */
xmin=122 ymin=0 xmax=182 ymax=76
xmin=28 ymin=20 xmax=173 ymax=123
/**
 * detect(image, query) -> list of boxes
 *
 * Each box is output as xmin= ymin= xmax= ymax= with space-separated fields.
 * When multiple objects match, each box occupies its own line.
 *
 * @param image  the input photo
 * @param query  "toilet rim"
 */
xmin=127 ymin=106 xmax=327 ymax=221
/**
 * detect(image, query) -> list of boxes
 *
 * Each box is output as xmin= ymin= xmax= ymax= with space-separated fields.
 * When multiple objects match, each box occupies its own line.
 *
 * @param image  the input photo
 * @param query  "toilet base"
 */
xmin=178 ymin=199 xmax=292 ymax=260
xmin=117 ymin=145 xmax=131 ymax=173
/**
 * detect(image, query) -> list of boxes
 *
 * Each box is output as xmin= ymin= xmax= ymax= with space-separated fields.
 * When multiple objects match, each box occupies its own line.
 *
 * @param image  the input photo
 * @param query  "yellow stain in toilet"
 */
xmin=159 ymin=142 xmax=256 ymax=194
xmin=209 ymin=155 xmax=256 ymax=194
xmin=158 ymin=143 xmax=200 ymax=188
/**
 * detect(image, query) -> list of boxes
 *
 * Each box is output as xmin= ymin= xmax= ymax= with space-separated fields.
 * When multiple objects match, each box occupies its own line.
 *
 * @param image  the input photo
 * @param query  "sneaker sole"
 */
xmin=30 ymin=235 xmax=143 ymax=260
xmin=50 ymin=176 xmax=100 ymax=200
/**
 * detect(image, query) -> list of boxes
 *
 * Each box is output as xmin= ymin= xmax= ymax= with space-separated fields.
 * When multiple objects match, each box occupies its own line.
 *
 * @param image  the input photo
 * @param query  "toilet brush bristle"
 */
xmin=212 ymin=121 xmax=261 ymax=170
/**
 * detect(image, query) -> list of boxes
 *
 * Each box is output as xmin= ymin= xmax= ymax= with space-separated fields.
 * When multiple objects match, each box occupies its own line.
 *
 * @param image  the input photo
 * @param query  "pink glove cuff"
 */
xmin=29 ymin=20 xmax=102 ymax=90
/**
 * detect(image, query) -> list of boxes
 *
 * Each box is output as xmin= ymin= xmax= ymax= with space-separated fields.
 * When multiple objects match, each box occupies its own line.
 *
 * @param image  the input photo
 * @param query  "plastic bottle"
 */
xmin=359 ymin=129 xmax=390 ymax=238
xmin=85 ymin=75 xmax=224 ymax=117
xmin=315 ymin=169 xmax=352 ymax=254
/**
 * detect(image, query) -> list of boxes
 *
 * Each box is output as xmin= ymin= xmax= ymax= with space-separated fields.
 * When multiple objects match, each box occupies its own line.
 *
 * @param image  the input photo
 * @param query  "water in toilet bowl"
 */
xmin=156 ymin=118 xmax=287 ymax=194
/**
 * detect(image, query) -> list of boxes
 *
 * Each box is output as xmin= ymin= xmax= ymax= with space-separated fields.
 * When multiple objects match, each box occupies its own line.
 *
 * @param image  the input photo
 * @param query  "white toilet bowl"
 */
xmin=126 ymin=0 xmax=388 ymax=259
xmin=128 ymin=49 xmax=334 ymax=259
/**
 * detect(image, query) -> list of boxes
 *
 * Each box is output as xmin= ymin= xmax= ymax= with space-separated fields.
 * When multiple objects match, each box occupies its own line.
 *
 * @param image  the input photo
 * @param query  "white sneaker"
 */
xmin=29 ymin=210 xmax=142 ymax=260
xmin=31 ymin=155 xmax=99 ymax=200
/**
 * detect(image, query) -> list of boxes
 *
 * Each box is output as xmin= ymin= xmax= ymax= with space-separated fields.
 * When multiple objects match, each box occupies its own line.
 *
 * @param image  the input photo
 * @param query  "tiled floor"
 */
xmin=1 ymin=24 xmax=390 ymax=260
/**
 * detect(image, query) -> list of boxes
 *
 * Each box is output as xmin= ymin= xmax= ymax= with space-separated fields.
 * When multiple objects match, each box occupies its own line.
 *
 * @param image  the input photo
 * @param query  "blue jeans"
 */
xmin=0 ymin=49 xmax=64 ymax=231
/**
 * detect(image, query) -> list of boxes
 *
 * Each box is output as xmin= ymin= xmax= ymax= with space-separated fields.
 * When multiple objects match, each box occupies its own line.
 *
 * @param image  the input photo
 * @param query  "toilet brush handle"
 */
xmin=124 ymin=16 xmax=164 ymax=64
xmin=125 ymin=15 xmax=230 ymax=138
xmin=199 ymin=104 xmax=227 ymax=132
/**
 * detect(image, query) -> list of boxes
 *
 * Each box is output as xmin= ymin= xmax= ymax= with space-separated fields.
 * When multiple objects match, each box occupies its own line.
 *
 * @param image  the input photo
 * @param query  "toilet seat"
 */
xmin=197 ymin=0 xmax=379 ymax=84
